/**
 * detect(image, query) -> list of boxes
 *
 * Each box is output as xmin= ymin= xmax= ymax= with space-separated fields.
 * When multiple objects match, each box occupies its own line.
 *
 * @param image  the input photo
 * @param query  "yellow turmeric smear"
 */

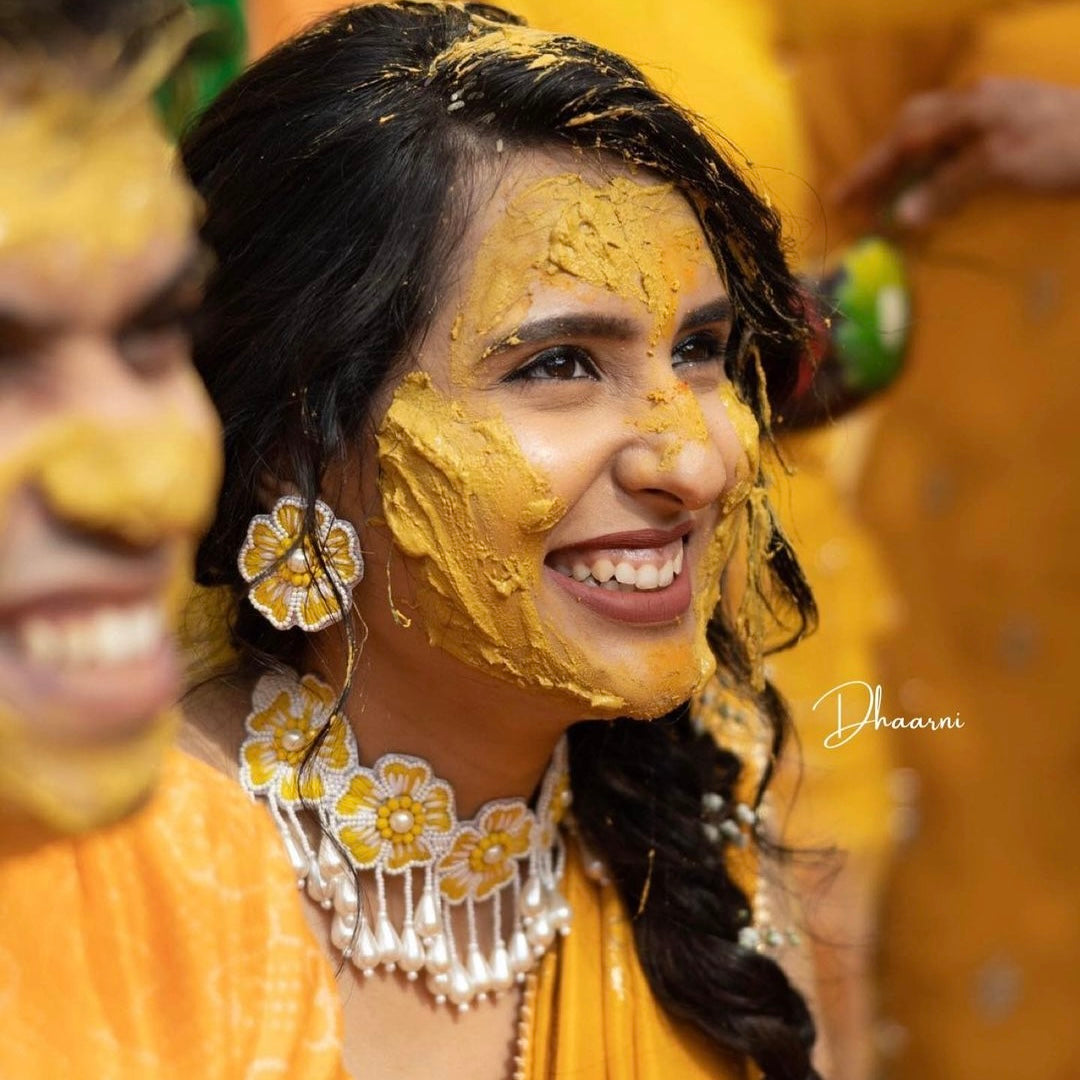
xmin=0 ymin=414 xmax=224 ymax=549
xmin=380 ymin=157 xmax=763 ymax=717
xmin=0 ymin=69 xmax=195 ymax=275
xmin=449 ymin=172 xmax=708 ymax=388
xmin=377 ymin=372 xmax=627 ymax=712
xmin=631 ymin=382 xmax=711 ymax=472
xmin=0 ymin=702 xmax=182 ymax=839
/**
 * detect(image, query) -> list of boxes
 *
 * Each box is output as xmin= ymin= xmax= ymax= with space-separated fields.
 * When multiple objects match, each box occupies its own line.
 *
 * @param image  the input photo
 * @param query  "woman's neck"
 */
xmin=304 ymin=619 xmax=578 ymax=818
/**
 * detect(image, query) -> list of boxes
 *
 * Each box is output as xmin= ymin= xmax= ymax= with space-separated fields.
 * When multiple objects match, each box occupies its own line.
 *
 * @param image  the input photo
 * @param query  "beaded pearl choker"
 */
xmin=239 ymin=667 xmax=572 ymax=1011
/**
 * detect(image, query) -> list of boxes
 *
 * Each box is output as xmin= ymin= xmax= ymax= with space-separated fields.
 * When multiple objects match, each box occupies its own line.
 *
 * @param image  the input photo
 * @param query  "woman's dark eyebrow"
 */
xmin=677 ymin=298 xmax=732 ymax=334
xmin=482 ymin=299 xmax=731 ymax=359
xmin=486 ymin=313 xmax=639 ymax=355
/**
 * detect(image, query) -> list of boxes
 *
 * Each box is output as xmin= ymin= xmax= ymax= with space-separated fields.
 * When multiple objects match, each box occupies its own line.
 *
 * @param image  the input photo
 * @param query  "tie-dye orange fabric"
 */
xmin=0 ymin=748 xmax=348 ymax=1079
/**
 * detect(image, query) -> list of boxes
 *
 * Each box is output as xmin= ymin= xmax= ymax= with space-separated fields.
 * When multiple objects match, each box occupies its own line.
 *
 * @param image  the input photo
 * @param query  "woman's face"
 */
xmin=364 ymin=151 xmax=759 ymax=721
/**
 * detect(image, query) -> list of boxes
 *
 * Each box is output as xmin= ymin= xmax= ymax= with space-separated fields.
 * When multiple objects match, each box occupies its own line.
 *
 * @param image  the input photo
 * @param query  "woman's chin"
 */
xmin=563 ymin=644 xmax=715 ymax=723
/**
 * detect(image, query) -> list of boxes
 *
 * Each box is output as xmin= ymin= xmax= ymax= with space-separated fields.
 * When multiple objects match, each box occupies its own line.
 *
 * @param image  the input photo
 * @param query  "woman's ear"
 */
xmin=255 ymin=470 xmax=302 ymax=511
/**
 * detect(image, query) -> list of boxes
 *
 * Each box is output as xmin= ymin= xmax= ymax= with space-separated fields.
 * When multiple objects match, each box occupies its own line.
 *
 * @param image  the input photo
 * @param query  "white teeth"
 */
xmin=17 ymin=603 xmax=166 ymax=669
xmin=94 ymin=611 xmax=128 ymax=663
xmin=552 ymin=544 xmax=686 ymax=591
xmin=591 ymin=558 xmax=615 ymax=583
xmin=66 ymin=622 xmax=96 ymax=666
xmin=22 ymin=619 xmax=61 ymax=666
xmin=635 ymin=564 xmax=660 ymax=591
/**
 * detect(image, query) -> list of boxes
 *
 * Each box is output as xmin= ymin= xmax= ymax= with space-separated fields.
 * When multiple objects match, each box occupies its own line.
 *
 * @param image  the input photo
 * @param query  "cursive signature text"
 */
xmin=815 ymin=681 xmax=964 ymax=749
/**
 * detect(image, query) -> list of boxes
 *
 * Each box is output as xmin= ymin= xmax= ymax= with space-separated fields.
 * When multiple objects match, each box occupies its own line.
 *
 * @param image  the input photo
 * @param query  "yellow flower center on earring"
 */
xmin=377 ymin=794 xmax=425 ymax=843
xmin=471 ymin=830 xmax=511 ymax=873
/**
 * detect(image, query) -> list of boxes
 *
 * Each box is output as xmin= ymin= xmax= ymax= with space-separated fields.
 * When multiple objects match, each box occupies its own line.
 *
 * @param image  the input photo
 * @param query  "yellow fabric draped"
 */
xmin=523 ymin=841 xmax=758 ymax=1080
xmin=0 ymin=744 xmax=347 ymax=1080
xmin=519 ymin=687 xmax=769 ymax=1079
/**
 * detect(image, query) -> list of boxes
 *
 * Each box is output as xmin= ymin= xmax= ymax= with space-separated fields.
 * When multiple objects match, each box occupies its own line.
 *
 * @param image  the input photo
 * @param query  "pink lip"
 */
xmin=547 ymin=520 xmax=692 ymax=559
xmin=545 ymin=563 xmax=693 ymax=625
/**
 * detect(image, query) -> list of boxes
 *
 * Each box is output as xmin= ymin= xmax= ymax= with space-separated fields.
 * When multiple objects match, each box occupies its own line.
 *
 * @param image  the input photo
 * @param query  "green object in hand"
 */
xmin=828 ymin=236 xmax=910 ymax=394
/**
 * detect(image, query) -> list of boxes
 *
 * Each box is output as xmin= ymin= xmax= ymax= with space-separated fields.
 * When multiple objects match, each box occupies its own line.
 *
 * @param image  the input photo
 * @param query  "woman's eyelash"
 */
xmin=503 ymin=328 xmax=730 ymax=384
xmin=672 ymin=330 xmax=728 ymax=365
xmin=504 ymin=345 xmax=599 ymax=382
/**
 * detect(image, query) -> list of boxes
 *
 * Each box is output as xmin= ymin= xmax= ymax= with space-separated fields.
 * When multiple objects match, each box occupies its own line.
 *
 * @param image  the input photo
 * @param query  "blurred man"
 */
xmin=0 ymin=3 xmax=346 ymax=1074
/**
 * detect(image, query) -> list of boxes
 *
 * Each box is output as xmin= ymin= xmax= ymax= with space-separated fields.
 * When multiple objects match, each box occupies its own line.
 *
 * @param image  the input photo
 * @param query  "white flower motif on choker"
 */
xmin=239 ymin=667 xmax=573 ymax=1011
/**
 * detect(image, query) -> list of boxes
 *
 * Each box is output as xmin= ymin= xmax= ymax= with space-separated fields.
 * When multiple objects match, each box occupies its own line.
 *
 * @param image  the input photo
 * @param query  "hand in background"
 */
xmin=834 ymin=78 xmax=1080 ymax=228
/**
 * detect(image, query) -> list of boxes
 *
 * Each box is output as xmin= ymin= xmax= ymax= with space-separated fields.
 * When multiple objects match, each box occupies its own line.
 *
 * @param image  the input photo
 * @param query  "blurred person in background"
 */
xmin=772 ymin=1 xmax=1080 ymax=1076
xmin=0 ymin=2 xmax=345 ymax=1074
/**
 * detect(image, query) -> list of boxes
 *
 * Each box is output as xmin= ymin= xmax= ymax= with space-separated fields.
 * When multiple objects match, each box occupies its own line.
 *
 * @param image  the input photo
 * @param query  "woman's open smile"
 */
xmin=544 ymin=523 xmax=692 ymax=623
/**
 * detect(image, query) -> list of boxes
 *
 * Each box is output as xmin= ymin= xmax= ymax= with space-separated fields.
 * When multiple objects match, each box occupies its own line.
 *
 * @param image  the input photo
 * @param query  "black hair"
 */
xmin=183 ymin=4 xmax=819 ymax=1077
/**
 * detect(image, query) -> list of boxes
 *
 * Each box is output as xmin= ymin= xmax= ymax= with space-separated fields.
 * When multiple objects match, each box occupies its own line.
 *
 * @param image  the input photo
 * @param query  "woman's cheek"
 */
xmin=497 ymin=413 xmax=592 ymax=501
xmin=716 ymin=384 xmax=761 ymax=508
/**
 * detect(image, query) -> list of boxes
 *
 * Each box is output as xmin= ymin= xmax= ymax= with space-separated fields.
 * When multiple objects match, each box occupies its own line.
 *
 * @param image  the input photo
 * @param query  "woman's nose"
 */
xmin=611 ymin=383 xmax=739 ymax=511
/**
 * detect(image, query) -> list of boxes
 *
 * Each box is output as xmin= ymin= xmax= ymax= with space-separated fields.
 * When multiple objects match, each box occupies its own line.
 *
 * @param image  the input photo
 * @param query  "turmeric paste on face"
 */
xmin=377 ymin=169 xmax=761 ymax=718
xmin=0 ymin=84 xmax=193 ymax=275
xmin=0 ymin=413 xmax=222 ymax=834
xmin=0 ymin=70 xmax=217 ymax=832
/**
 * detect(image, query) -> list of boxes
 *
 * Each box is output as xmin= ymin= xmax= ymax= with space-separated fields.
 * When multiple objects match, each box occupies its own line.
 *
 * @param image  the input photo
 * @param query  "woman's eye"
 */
xmin=507 ymin=346 xmax=598 ymax=382
xmin=672 ymin=330 xmax=726 ymax=367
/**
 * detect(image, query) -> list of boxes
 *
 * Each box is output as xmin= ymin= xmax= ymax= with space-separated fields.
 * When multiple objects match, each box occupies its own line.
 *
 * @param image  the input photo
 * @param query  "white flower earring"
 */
xmin=238 ymin=494 xmax=364 ymax=631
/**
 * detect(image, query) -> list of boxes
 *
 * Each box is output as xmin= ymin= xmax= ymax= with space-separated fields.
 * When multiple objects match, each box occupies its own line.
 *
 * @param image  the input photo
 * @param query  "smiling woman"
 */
xmin=181 ymin=4 xmax=818 ymax=1079
xmin=370 ymin=160 xmax=758 ymax=720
